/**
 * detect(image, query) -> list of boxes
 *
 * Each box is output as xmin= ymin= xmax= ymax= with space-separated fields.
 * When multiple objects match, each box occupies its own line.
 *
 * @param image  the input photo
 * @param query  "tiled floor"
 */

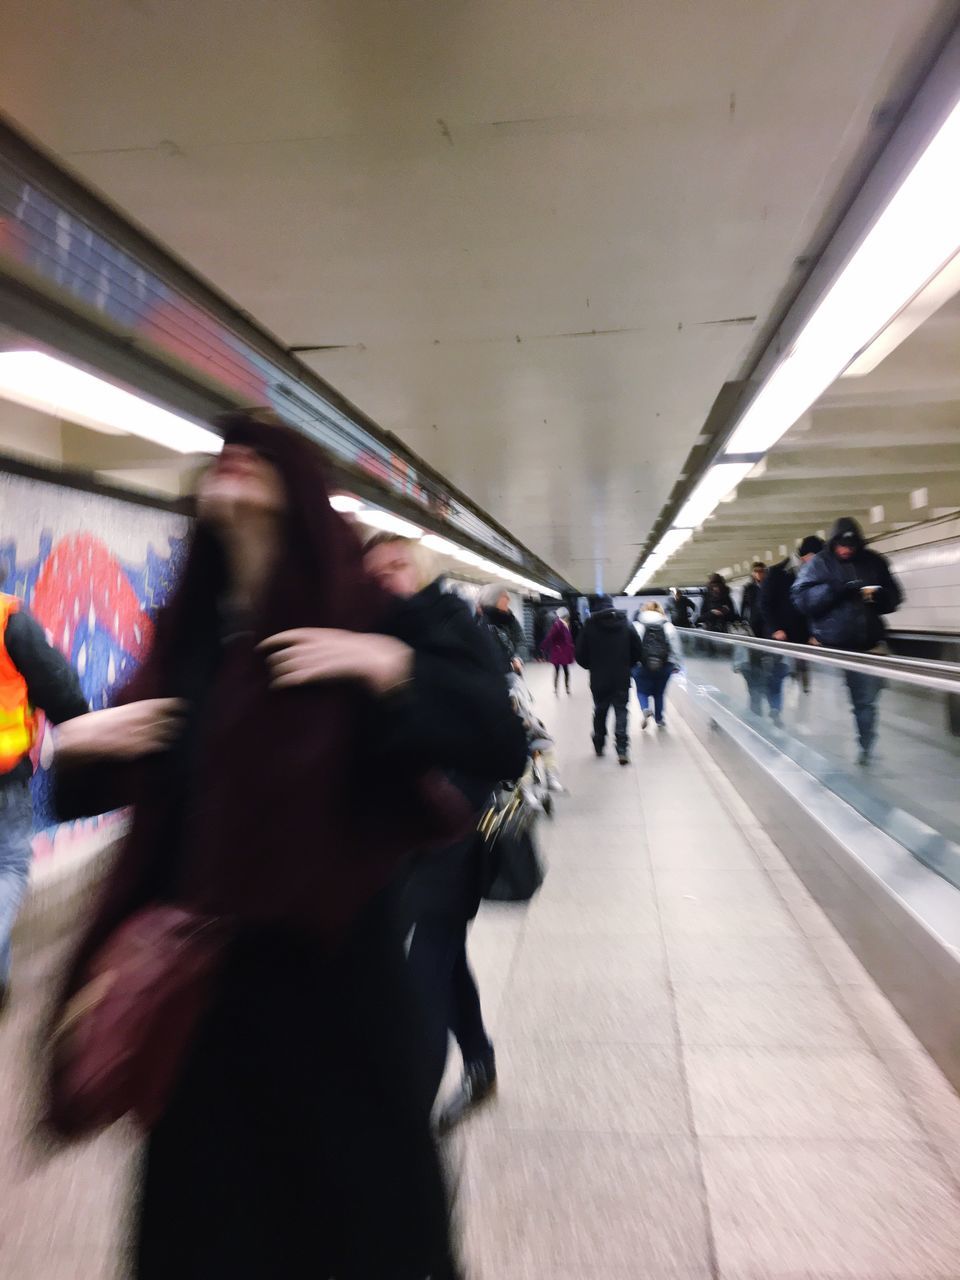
xmin=456 ymin=663 xmax=960 ymax=1279
xmin=4 ymin=663 xmax=960 ymax=1278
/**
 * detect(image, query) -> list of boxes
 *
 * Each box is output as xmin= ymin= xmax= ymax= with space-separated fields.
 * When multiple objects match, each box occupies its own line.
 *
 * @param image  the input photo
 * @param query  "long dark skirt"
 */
xmin=136 ymin=893 xmax=458 ymax=1279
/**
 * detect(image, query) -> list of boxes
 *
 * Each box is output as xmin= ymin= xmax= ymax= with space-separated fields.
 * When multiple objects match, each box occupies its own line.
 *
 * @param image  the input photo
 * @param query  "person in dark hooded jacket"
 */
xmin=792 ymin=517 xmax=903 ymax=763
xmin=575 ymin=596 xmax=643 ymax=764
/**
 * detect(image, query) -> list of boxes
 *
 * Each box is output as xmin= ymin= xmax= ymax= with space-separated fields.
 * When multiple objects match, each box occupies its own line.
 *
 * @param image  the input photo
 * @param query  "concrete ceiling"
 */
xmin=660 ymin=289 xmax=960 ymax=586
xmin=1 ymin=0 xmax=955 ymax=590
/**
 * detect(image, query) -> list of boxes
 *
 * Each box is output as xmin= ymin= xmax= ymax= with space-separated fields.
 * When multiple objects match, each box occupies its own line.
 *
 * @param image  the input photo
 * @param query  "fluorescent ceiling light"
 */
xmin=420 ymin=533 xmax=459 ymax=556
xmin=0 ymin=350 xmax=222 ymax=454
xmin=674 ymin=463 xmax=754 ymax=528
xmin=842 ymin=249 xmax=960 ymax=377
xmin=330 ymin=493 xmax=363 ymax=513
xmin=725 ymin=92 xmax=960 ymax=455
xmin=354 ymin=508 xmax=424 ymax=539
xmin=658 ymin=527 xmax=695 ymax=557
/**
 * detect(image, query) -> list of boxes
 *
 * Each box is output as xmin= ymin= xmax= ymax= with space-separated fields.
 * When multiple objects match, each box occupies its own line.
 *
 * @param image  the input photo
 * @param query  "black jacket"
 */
xmin=392 ymin=582 xmax=528 ymax=927
xmin=698 ymin=588 xmax=737 ymax=632
xmin=792 ymin=520 xmax=903 ymax=652
xmin=575 ymin=608 xmax=643 ymax=694
xmin=740 ymin=580 xmax=765 ymax=637
xmin=668 ymin=593 xmax=695 ymax=628
xmin=479 ymin=605 xmax=526 ymax=674
xmin=760 ymin=559 xmax=809 ymax=644
xmin=2 ymin=608 xmax=88 ymax=784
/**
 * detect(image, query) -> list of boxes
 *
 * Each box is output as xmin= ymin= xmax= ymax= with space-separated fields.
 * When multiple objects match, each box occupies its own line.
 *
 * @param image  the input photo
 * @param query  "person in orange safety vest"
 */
xmin=0 ymin=590 xmax=87 ymax=1015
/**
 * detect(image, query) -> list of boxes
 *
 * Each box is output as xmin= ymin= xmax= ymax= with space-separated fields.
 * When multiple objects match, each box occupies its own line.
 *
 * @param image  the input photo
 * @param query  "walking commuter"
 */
xmin=698 ymin=574 xmax=736 ymax=632
xmin=0 ymin=589 xmax=87 ymax=1014
xmin=761 ymin=537 xmax=824 ymax=644
xmin=792 ymin=516 xmax=903 ymax=765
xmin=632 ymin=601 xmax=683 ymax=729
xmin=478 ymin=584 xmax=526 ymax=674
xmin=667 ymin=587 xmax=696 ymax=629
xmin=363 ymin=532 xmax=526 ymax=1136
xmin=740 ymin=562 xmax=767 ymax=634
xmin=48 ymin=412 xmax=526 ymax=1280
xmin=575 ymin=595 xmax=643 ymax=765
xmin=542 ymin=607 xmax=576 ymax=693
xmin=737 ymin=561 xmax=785 ymax=722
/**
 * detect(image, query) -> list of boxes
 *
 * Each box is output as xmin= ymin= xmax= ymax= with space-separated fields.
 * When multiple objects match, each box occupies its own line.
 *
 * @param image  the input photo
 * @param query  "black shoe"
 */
xmin=437 ymin=1058 xmax=498 ymax=1136
xmin=593 ymin=740 xmax=604 ymax=757
xmin=0 ymin=983 xmax=9 ymax=1019
xmin=858 ymin=745 xmax=874 ymax=767
xmin=618 ymin=753 xmax=630 ymax=766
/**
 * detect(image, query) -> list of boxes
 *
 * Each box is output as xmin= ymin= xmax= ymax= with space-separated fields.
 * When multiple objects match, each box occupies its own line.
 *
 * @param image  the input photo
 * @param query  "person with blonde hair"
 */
xmin=632 ymin=599 xmax=684 ymax=729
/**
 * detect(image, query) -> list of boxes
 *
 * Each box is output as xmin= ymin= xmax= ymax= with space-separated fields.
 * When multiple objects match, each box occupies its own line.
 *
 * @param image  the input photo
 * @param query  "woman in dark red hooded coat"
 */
xmin=49 ymin=411 xmax=527 ymax=1279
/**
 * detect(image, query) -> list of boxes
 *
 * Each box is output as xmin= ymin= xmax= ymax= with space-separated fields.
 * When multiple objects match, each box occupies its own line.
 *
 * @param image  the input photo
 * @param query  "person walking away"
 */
xmin=0 ymin=589 xmax=87 ymax=1015
xmin=761 ymin=536 xmax=824 ymax=696
xmin=632 ymin=602 xmax=683 ymax=729
xmin=575 ymin=596 xmax=643 ymax=765
xmin=542 ymin=607 xmax=576 ymax=693
xmin=792 ymin=517 xmax=902 ymax=765
xmin=740 ymin=563 xmax=766 ymax=634
xmin=47 ymin=412 xmax=527 ymax=1280
xmin=698 ymin=574 xmax=736 ymax=632
xmin=478 ymin=584 xmax=526 ymax=675
xmin=363 ymin=532 xmax=526 ymax=1136
xmin=667 ymin=587 xmax=695 ymax=629
xmin=738 ymin=562 xmax=782 ymax=721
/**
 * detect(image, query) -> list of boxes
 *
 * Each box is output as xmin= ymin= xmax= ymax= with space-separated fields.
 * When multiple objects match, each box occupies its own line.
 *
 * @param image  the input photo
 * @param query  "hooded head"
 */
xmin=594 ymin=594 xmax=615 ymax=614
xmin=830 ymin=517 xmax=865 ymax=561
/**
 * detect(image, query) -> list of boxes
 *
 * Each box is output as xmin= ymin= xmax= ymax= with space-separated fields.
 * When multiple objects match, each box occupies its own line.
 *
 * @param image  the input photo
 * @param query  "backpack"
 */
xmin=640 ymin=623 xmax=670 ymax=672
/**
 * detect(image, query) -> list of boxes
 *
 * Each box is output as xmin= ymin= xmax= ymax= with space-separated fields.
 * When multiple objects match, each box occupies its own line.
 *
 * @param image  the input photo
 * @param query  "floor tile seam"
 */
xmin=470 ymin=1121 xmax=697 ymax=1141
xmin=827 ymin=979 xmax=960 ymax=1202
xmin=659 ymin=889 xmax=724 ymax=1280
xmin=752 ymin=854 xmax=960 ymax=1181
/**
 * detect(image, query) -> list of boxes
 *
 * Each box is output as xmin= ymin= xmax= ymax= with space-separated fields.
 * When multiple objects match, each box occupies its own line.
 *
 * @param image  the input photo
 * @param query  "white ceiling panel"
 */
xmin=1 ymin=0 xmax=953 ymax=586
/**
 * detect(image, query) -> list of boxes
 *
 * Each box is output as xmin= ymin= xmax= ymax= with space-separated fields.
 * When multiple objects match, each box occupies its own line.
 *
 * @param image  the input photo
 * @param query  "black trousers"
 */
xmin=553 ymin=663 xmax=571 ymax=693
xmin=137 ymin=900 xmax=460 ymax=1279
xmin=407 ymin=916 xmax=493 ymax=1103
xmin=593 ymin=686 xmax=629 ymax=754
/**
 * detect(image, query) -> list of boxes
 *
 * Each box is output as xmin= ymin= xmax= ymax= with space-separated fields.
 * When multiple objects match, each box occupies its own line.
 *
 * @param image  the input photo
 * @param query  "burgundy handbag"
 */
xmin=48 ymin=904 xmax=228 ymax=1138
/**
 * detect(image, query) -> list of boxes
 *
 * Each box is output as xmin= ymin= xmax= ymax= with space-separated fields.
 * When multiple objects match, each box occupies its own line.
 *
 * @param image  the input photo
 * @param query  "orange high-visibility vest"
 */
xmin=0 ymin=594 xmax=39 ymax=774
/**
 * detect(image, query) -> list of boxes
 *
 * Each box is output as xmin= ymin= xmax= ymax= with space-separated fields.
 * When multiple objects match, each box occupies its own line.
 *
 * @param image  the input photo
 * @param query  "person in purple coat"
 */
xmin=542 ymin=607 xmax=576 ymax=694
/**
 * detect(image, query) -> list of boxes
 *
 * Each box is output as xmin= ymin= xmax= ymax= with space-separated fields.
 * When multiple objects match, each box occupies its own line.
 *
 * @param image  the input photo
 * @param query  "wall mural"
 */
xmin=1 ymin=470 xmax=187 ymax=856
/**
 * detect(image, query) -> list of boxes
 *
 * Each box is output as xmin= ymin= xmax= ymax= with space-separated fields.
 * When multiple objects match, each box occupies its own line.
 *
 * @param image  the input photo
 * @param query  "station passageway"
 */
xmin=7 ymin=663 xmax=960 ymax=1278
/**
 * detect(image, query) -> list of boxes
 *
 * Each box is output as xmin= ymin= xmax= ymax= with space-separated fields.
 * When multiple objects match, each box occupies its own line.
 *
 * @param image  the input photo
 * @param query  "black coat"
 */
xmin=698 ymin=588 xmax=736 ymax=632
xmin=668 ymin=593 xmax=695 ymax=628
xmin=740 ymin=580 xmax=766 ymax=636
xmin=2 ymin=608 xmax=87 ymax=783
xmin=760 ymin=559 xmax=810 ymax=643
xmin=396 ymin=582 xmax=527 ymax=928
xmin=479 ymin=605 xmax=526 ymax=673
xmin=792 ymin=542 xmax=902 ymax=651
xmin=575 ymin=608 xmax=643 ymax=694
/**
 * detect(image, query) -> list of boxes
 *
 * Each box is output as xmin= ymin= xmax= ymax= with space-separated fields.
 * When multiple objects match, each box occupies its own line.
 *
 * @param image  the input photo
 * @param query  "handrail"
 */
xmin=681 ymin=629 xmax=960 ymax=696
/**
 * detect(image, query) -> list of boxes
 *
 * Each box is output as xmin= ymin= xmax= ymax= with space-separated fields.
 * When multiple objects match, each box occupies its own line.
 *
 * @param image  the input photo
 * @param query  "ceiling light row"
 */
xmin=626 ymin=87 xmax=960 ymax=592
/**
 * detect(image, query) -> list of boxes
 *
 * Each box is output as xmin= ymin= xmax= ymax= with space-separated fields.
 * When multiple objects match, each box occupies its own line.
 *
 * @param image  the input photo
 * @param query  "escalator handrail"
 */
xmin=682 ymin=629 xmax=960 ymax=695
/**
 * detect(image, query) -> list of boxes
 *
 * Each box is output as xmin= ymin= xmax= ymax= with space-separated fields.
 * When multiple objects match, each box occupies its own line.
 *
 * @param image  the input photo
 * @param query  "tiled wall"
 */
xmin=872 ymin=515 xmax=960 ymax=634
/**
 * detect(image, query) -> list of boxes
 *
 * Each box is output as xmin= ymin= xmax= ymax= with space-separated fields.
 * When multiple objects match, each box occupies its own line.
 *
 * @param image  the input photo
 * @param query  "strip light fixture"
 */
xmin=724 ymin=91 xmax=960 ymax=456
xmin=0 ymin=350 xmax=223 ymax=454
xmin=627 ymin=89 xmax=960 ymax=593
xmin=336 ymin=499 xmax=562 ymax=598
